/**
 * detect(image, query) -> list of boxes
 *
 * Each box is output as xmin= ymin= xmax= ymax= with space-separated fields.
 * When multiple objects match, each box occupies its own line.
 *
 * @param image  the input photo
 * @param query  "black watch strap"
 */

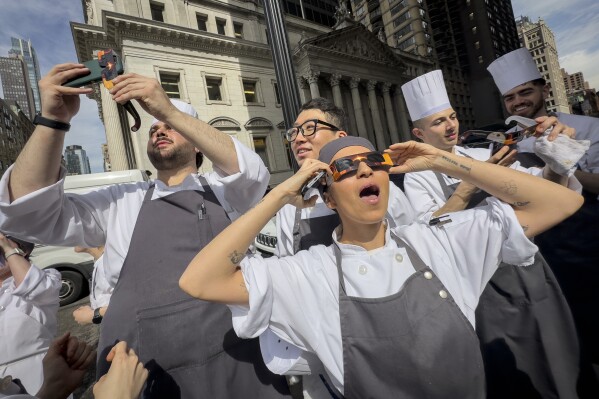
xmin=33 ymin=114 xmax=71 ymax=132
xmin=92 ymin=308 xmax=103 ymax=324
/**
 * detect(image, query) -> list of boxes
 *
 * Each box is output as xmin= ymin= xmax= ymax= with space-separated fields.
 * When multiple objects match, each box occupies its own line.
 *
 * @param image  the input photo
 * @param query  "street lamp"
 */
xmin=262 ymin=0 xmax=301 ymax=171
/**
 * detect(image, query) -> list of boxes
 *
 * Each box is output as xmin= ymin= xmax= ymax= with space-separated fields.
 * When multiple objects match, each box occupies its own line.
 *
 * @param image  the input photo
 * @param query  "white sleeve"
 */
xmin=90 ymin=256 xmax=112 ymax=309
xmin=387 ymin=183 xmax=417 ymax=226
xmin=204 ymin=138 xmax=270 ymax=215
xmin=229 ymin=251 xmax=326 ymax=353
xmin=403 ymin=172 xmax=444 ymax=221
xmin=0 ymin=165 xmax=118 ymax=247
xmin=274 ymin=205 xmax=295 ymax=258
xmin=12 ymin=266 xmax=61 ymax=307
xmin=396 ymin=198 xmax=537 ymax=316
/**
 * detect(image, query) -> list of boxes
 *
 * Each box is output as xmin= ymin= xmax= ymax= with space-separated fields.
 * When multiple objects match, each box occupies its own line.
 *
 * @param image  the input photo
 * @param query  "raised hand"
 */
xmin=487 ymin=146 xmax=517 ymax=167
xmin=272 ymin=158 xmax=329 ymax=209
xmin=386 ymin=141 xmax=441 ymax=174
xmin=38 ymin=63 xmax=93 ymax=123
xmin=109 ymin=73 xmax=176 ymax=123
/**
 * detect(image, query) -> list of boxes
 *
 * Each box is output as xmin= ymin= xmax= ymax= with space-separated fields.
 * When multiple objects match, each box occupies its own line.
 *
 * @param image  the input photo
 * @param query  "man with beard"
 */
xmin=0 ymin=64 xmax=290 ymax=398
xmin=489 ymin=48 xmax=599 ymax=396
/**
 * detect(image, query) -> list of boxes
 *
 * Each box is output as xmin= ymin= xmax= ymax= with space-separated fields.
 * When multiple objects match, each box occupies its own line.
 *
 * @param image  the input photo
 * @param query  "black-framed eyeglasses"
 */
xmin=285 ymin=119 xmax=339 ymax=142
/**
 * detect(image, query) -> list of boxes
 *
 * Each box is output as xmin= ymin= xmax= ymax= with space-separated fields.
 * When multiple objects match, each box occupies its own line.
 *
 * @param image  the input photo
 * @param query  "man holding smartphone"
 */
xmin=0 ymin=63 xmax=289 ymax=398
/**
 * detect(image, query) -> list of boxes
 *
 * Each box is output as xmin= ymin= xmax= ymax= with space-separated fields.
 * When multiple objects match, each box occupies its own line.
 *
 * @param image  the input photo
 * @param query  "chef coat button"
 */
xmin=358 ymin=265 xmax=368 ymax=275
xmin=423 ymin=271 xmax=433 ymax=280
xmin=395 ymin=253 xmax=403 ymax=262
xmin=0 ymin=305 xmax=4 ymax=311
xmin=439 ymin=290 xmax=448 ymax=299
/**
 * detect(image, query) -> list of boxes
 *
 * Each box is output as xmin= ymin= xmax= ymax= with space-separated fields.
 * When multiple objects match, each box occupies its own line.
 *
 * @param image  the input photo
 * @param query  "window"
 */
xmin=273 ymin=82 xmax=281 ymax=105
xmin=395 ymin=24 xmax=412 ymax=40
xmin=253 ymin=136 xmax=270 ymax=169
xmin=206 ymin=77 xmax=223 ymax=101
xmin=472 ymin=26 xmax=477 ymax=34
xmin=196 ymin=14 xmax=207 ymax=31
xmin=234 ymin=23 xmax=244 ymax=39
xmin=397 ymin=36 xmax=415 ymax=51
xmin=243 ymin=80 xmax=258 ymax=103
xmin=393 ymin=11 xmax=411 ymax=27
xmin=159 ymin=72 xmax=181 ymax=98
xmin=474 ymin=41 xmax=480 ymax=49
xmin=150 ymin=2 xmax=164 ymax=22
xmin=216 ymin=18 xmax=227 ymax=35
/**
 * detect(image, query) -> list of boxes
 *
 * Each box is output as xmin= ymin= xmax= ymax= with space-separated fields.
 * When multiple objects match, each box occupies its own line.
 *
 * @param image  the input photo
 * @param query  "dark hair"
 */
xmin=299 ymin=98 xmax=349 ymax=132
xmin=7 ymin=236 xmax=34 ymax=259
xmin=196 ymin=152 xmax=204 ymax=168
xmin=530 ymin=78 xmax=547 ymax=87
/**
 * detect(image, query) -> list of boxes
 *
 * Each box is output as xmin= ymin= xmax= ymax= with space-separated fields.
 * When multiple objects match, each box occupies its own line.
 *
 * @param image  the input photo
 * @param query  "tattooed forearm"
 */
xmin=229 ymin=250 xmax=245 ymax=265
xmin=501 ymin=181 xmax=518 ymax=195
xmin=511 ymin=201 xmax=530 ymax=207
xmin=441 ymin=155 xmax=458 ymax=167
xmin=441 ymin=155 xmax=472 ymax=173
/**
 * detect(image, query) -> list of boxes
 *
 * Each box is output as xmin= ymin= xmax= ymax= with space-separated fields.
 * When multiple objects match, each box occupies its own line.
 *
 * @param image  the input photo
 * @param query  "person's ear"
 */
xmin=337 ymin=130 xmax=348 ymax=138
xmin=542 ymin=84 xmax=550 ymax=100
xmin=412 ymin=128 xmax=424 ymax=140
xmin=323 ymin=190 xmax=337 ymax=210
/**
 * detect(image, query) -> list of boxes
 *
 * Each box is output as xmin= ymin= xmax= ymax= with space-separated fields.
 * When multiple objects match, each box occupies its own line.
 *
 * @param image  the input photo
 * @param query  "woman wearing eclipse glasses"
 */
xmin=180 ymin=136 xmax=582 ymax=398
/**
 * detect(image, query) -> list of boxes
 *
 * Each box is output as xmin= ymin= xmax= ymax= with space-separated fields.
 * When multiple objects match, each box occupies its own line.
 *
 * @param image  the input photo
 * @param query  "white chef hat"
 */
xmin=151 ymin=99 xmax=198 ymax=127
xmin=487 ymin=48 xmax=542 ymax=95
xmin=401 ymin=70 xmax=451 ymax=121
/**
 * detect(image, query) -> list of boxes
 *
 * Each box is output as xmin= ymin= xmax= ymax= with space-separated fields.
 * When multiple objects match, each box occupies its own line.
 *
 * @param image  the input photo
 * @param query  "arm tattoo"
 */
xmin=441 ymin=155 xmax=471 ymax=173
xmin=441 ymin=155 xmax=458 ymax=167
xmin=229 ymin=250 xmax=245 ymax=265
xmin=511 ymin=201 xmax=530 ymax=207
xmin=501 ymin=181 xmax=518 ymax=195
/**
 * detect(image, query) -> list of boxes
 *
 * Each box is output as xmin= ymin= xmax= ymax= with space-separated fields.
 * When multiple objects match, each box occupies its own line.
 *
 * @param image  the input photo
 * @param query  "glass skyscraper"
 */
xmin=9 ymin=37 xmax=42 ymax=115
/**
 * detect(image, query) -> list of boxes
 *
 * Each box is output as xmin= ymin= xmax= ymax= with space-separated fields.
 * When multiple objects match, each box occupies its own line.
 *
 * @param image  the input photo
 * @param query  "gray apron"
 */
xmin=335 ymin=234 xmax=485 ymax=399
xmin=292 ymin=208 xmax=339 ymax=254
xmin=436 ymin=172 xmax=581 ymax=398
xmin=97 ymin=180 xmax=290 ymax=398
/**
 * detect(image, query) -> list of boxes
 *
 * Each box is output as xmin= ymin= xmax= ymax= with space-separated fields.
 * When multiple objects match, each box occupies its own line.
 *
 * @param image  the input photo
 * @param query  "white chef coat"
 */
xmin=230 ymin=197 xmax=537 ymax=394
xmin=0 ymin=265 xmax=60 ymax=395
xmin=0 ymin=138 xmax=269 ymax=289
xmin=89 ymin=255 xmax=110 ymax=310
xmin=404 ymin=146 xmax=581 ymax=221
xmin=275 ymin=182 xmax=417 ymax=257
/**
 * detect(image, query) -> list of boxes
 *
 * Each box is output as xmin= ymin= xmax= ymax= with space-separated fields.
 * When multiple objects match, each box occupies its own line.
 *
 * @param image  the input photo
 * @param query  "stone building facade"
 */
xmin=0 ymin=99 xmax=34 ymax=177
xmin=72 ymin=0 xmax=428 ymax=185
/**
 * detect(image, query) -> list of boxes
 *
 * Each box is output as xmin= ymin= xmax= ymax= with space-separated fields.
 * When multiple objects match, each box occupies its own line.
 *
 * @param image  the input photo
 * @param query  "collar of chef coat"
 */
xmin=331 ymin=220 xmax=394 ymax=255
xmin=151 ymin=173 xmax=206 ymax=200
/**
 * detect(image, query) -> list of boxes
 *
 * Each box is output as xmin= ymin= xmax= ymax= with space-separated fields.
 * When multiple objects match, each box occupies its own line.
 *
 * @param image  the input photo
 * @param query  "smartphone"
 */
xmin=301 ymin=170 xmax=326 ymax=196
xmin=63 ymin=51 xmax=124 ymax=88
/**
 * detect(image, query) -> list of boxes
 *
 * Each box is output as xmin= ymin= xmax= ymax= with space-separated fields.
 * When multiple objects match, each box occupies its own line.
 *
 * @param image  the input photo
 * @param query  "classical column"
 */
xmin=298 ymin=77 xmax=311 ymax=103
xmin=367 ymin=80 xmax=386 ymax=149
xmin=382 ymin=82 xmax=400 ymax=144
xmin=304 ymin=70 xmax=321 ymax=99
xmin=395 ymin=90 xmax=411 ymax=142
xmin=100 ymin=87 xmax=129 ymax=171
xmin=349 ymin=77 xmax=367 ymax=138
xmin=329 ymin=73 xmax=344 ymax=108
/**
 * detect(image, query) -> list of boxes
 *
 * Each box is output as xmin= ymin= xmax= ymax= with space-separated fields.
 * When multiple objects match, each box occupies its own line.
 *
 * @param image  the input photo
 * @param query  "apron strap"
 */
xmin=292 ymin=208 xmax=302 ymax=254
xmin=433 ymin=172 xmax=455 ymax=200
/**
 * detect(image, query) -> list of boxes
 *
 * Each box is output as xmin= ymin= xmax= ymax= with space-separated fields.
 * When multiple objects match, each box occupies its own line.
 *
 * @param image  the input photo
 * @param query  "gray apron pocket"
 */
xmin=137 ymin=298 xmax=233 ymax=371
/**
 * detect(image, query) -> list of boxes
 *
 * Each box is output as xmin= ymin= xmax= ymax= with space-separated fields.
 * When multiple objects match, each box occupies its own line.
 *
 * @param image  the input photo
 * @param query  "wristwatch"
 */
xmin=92 ymin=308 xmax=103 ymax=324
xmin=33 ymin=114 xmax=71 ymax=132
xmin=4 ymin=247 xmax=25 ymax=259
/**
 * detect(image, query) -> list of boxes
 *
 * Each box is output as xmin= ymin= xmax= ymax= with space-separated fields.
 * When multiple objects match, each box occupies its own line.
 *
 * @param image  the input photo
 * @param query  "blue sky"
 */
xmin=0 ymin=0 xmax=598 ymax=172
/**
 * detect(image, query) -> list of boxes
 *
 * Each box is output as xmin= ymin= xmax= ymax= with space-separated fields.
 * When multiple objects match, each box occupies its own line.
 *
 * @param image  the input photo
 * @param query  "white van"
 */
xmin=30 ymin=169 xmax=150 ymax=306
